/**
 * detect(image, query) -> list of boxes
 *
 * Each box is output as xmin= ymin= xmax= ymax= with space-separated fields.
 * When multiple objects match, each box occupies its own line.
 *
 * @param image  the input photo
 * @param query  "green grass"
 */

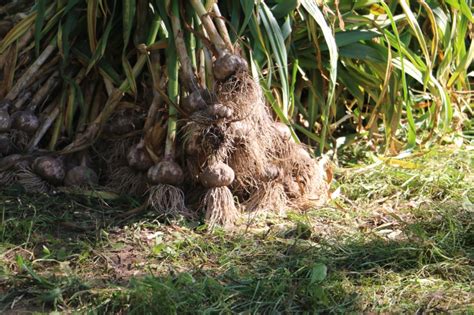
xmin=1 ymin=144 xmax=473 ymax=313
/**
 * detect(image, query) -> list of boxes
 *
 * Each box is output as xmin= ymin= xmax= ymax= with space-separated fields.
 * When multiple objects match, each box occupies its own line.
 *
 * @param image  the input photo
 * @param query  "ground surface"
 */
xmin=0 ymin=144 xmax=473 ymax=313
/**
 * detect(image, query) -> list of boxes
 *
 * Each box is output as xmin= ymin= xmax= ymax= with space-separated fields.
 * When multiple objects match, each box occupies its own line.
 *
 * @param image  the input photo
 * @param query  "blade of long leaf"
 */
xmin=258 ymin=2 xmax=290 ymax=116
xmin=300 ymin=0 xmax=338 ymax=153
xmin=447 ymin=39 xmax=474 ymax=88
xmin=87 ymin=0 xmax=99 ymax=53
xmin=57 ymin=8 xmax=78 ymax=68
xmin=86 ymin=0 xmax=116 ymax=74
xmin=319 ymin=30 xmax=380 ymax=51
xmin=271 ymin=0 xmax=298 ymax=19
xmin=459 ymin=0 xmax=474 ymax=22
xmin=399 ymin=0 xmax=432 ymax=88
xmin=34 ymin=0 xmax=47 ymax=57
xmin=0 ymin=13 xmax=36 ymax=54
xmin=380 ymin=1 xmax=413 ymax=146
xmin=65 ymin=84 xmax=77 ymax=137
xmin=122 ymin=56 xmax=137 ymax=95
xmin=71 ymin=47 xmax=121 ymax=85
xmin=122 ymin=0 xmax=136 ymax=47
xmin=392 ymin=57 xmax=451 ymax=128
xmin=418 ymin=0 xmax=438 ymax=67
xmin=238 ymin=0 xmax=254 ymax=36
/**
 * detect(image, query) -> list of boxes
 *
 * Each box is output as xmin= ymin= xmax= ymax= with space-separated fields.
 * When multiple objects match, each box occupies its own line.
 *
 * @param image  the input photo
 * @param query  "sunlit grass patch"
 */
xmin=1 ymin=145 xmax=473 ymax=313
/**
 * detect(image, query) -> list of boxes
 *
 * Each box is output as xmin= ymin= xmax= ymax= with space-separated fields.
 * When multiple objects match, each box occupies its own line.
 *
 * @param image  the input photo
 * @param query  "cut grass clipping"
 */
xmin=0 ymin=145 xmax=472 ymax=313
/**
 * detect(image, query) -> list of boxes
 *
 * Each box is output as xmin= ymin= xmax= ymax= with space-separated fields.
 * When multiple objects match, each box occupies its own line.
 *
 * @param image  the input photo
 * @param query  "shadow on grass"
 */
xmin=1 ymin=187 xmax=472 ymax=313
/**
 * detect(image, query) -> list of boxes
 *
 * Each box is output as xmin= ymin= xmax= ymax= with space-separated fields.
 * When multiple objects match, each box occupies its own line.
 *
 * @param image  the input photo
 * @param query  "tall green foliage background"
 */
xmin=0 ymin=0 xmax=472 ymax=155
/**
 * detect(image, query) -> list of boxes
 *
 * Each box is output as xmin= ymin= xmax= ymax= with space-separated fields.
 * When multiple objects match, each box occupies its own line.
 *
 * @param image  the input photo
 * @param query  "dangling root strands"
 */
xmin=0 ymin=1 xmax=330 ymax=230
xmin=107 ymin=166 xmax=149 ymax=196
xmin=203 ymin=186 xmax=239 ymax=230
xmin=16 ymin=166 xmax=52 ymax=193
xmin=148 ymin=184 xmax=189 ymax=217
xmin=244 ymin=182 xmax=288 ymax=215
